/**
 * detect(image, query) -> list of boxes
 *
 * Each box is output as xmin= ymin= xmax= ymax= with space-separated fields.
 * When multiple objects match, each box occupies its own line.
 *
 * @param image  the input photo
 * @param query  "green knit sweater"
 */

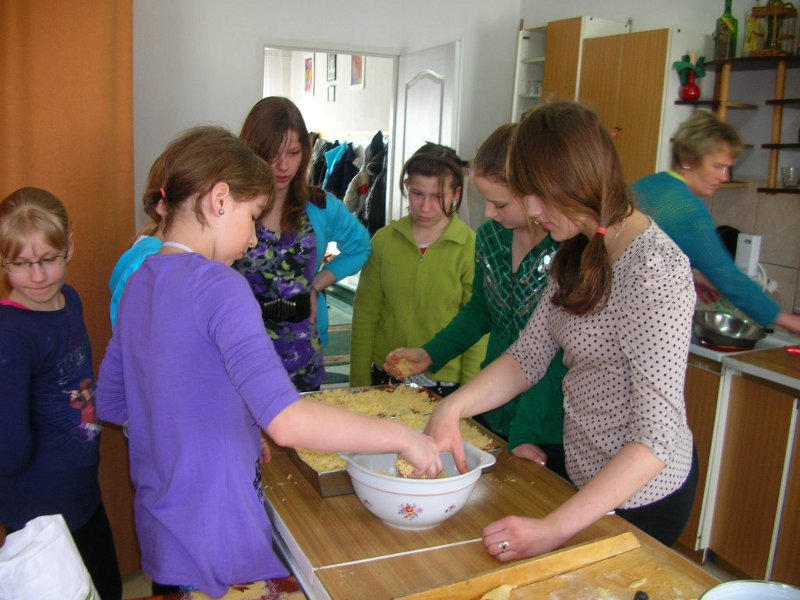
xmin=350 ymin=214 xmax=487 ymax=387
xmin=423 ymin=220 xmax=565 ymax=447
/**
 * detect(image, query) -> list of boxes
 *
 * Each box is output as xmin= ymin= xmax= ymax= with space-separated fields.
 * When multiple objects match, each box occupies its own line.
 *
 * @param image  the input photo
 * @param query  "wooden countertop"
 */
xmin=722 ymin=346 xmax=800 ymax=392
xmin=262 ymin=442 xmax=719 ymax=599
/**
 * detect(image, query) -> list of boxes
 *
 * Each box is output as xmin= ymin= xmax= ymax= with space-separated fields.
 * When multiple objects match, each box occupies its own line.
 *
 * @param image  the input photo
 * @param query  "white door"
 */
xmin=389 ymin=41 xmax=462 ymax=222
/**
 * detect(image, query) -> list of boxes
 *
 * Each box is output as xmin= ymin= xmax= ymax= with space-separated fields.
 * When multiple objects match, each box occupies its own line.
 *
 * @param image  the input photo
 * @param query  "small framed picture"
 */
xmin=350 ymin=55 xmax=365 ymax=89
xmin=327 ymin=53 xmax=337 ymax=81
xmin=327 ymin=85 xmax=336 ymax=103
xmin=304 ymin=55 xmax=314 ymax=93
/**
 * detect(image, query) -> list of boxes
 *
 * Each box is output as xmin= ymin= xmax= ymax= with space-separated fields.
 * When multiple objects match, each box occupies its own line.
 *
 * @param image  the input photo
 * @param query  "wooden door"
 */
xmin=542 ymin=17 xmax=583 ymax=102
xmin=0 ymin=0 xmax=140 ymax=575
xmin=579 ymin=35 xmax=623 ymax=134
xmin=772 ymin=422 xmax=800 ymax=585
xmin=709 ymin=375 xmax=795 ymax=578
xmin=676 ymin=357 xmax=722 ymax=559
xmin=615 ymin=29 xmax=669 ymax=183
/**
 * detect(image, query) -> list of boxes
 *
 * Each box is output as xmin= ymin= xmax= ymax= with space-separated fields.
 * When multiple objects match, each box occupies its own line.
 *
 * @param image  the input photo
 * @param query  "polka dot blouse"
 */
xmin=508 ymin=222 xmax=695 ymax=509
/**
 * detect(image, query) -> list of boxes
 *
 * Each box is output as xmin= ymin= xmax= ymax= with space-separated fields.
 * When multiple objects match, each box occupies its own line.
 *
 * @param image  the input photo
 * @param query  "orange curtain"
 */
xmin=0 ymin=0 xmax=139 ymax=574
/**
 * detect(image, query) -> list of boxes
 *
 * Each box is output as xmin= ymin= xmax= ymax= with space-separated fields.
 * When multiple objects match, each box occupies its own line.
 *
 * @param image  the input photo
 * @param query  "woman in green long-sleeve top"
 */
xmin=385 ymin=124 xmax=568 ymax=480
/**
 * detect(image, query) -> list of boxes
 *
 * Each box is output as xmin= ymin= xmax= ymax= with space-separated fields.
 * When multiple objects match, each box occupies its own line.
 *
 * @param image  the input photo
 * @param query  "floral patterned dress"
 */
xmin=233 ymin=215 xmax=324 ymax=391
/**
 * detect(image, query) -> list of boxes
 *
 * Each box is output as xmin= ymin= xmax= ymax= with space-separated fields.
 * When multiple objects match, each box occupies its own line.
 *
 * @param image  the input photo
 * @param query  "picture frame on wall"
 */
xmin=304 ymin=55 xmax=314 ymax=93
xmin=350 ymin=55 xmax=365 ymax=89
xmin=327 ymin=53 xmax=337 ymax=81
xmin=327 ymin=85 xmax=336 ymax=103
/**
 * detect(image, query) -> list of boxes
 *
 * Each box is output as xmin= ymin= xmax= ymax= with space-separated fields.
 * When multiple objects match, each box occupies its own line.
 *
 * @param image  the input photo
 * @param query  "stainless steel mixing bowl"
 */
xmin=692 ymin=310 xmax=766 ymax=349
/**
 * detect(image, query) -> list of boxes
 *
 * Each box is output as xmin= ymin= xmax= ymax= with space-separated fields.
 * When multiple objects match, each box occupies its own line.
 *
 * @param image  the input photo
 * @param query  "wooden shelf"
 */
xmin=766 ymin=98 xmax=800 ymax=107
xmin=707 ymin=56 xmax=800 ymax=71
xmin=675 ymin=100 xmax=758 ymax=109
xmin=758 ymin=187 xmax=800 ymax=194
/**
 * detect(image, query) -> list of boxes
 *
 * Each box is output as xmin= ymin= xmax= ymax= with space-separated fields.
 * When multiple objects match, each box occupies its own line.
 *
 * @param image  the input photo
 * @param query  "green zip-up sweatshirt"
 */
xmin=350 ymin=214 xmax=487 ymax=387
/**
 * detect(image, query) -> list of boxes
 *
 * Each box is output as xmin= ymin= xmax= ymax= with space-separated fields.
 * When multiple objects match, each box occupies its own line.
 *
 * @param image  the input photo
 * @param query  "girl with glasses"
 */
xmin=0 ymin=187 xmax=122 ymax=599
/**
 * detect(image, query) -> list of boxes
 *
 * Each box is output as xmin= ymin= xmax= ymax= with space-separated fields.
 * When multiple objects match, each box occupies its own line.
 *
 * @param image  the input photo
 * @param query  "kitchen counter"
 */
xmin=262 ymin=440 xmax=719 ymax=599
xmin=721 ymin=346 xmax=800 ymax=392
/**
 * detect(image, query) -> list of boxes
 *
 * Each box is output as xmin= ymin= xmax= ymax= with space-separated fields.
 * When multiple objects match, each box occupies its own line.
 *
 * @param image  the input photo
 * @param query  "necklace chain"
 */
xmin=614 ymin=217 xmax=629 ymax=239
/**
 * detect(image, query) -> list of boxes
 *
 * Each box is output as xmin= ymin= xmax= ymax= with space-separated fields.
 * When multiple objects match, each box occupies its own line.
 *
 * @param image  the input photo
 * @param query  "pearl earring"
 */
xmin=533 ymin=217 xmax=541 ymax=225
xmin=218 ymin=207 xmax=225 ymax=215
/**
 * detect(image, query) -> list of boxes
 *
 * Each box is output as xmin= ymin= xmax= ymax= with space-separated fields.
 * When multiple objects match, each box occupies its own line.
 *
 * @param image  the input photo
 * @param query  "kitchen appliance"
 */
xmin=693 ymin=310 xmax=767 ymax=349
xmin=735 ymin=233 xmax=762 ymax=278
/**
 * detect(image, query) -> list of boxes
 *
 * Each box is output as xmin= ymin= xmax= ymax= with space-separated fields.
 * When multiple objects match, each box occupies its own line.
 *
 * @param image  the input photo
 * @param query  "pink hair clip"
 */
xmin=596 ymin=227 xmax=607 ymax=236
xmin=159 ymin=187 xmax=166 ymax=200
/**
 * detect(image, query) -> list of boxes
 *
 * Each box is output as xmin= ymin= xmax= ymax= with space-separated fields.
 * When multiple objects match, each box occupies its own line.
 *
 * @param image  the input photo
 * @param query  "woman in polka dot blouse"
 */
xmin=426 ymin=101 xmax=698 ymax=562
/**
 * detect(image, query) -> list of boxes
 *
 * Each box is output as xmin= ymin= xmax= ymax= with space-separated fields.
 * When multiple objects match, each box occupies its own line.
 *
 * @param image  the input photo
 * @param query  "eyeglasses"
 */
xmin=1 ymin=253 xmax=68 ymax=274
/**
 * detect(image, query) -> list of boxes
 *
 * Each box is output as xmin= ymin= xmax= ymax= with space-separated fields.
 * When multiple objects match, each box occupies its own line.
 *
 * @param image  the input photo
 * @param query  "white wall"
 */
xmin=133 ymin=0 xmax=521 ymax=229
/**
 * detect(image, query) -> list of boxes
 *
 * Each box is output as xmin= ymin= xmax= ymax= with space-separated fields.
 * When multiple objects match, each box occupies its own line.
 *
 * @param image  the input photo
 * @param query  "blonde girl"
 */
xmin=0 ymin=187 xmax=121 ymax=599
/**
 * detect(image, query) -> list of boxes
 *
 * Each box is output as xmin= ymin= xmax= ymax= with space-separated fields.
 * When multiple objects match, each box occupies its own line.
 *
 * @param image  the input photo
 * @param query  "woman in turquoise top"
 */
xmin=633 ymin=110 xmax=800 ymax=334
xmin=385 ymin=125 xmax=568 ymax=478
xmin=234 ymin=97 xmax=371 ymax=391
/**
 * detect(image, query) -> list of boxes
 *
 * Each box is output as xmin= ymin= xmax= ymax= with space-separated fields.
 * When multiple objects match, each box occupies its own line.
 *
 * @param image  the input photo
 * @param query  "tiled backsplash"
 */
xmin=704 ymin=182 xmax=800 ymax=315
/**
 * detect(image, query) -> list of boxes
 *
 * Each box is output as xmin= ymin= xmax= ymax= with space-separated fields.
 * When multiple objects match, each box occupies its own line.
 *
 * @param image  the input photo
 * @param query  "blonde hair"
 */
xmin=0 ymin=187 xmax=71 ymax=295
xmin=672 ymin=110 xmax=743 ymax=168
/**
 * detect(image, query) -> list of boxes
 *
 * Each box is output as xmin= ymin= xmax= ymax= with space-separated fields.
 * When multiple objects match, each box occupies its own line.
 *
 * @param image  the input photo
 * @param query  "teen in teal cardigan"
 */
xmin=350 ymin=144 xmax=487 ymax=393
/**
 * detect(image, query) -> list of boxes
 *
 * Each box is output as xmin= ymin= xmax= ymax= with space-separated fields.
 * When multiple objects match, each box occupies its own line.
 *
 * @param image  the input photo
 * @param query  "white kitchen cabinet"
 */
xmin=511 ymin=16 xmax=627 ymax=122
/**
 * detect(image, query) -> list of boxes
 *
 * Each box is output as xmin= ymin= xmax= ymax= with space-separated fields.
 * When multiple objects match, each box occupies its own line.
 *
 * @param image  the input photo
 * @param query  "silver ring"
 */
xmin=499 ymin=540 xmax=509 ymax=552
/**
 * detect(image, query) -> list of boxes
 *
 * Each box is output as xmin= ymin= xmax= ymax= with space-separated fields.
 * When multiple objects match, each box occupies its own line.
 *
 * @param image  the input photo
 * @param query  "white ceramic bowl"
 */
xmin=341 ymin=442 xmax=496 ymax=530
xmin=701 ymin=581 xmax=800 ymax=599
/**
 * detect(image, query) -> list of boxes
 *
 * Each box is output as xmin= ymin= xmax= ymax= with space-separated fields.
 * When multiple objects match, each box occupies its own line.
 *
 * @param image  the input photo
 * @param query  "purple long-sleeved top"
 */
xmin=96 ymin=253 xmax=299 ymax=596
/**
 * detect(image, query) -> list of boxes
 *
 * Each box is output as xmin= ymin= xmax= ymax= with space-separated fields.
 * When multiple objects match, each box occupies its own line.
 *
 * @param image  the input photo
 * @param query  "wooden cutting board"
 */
xmin=396 ymin=532 xmax=717 ymax=600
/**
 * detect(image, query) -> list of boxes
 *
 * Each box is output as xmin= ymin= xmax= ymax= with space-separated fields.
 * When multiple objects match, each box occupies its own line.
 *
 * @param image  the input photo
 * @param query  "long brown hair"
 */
xmin=240 ymin=96 xmax=322 ymax=232
xmin=507 ymin=101 xmax=632 ymax=314
xmin=144 ymin=126 xmax=273 ymax=229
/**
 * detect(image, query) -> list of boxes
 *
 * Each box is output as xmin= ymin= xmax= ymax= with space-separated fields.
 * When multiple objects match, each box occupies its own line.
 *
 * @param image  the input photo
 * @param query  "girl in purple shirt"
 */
xmin=95 ymin=126 xmax=441 ymax=597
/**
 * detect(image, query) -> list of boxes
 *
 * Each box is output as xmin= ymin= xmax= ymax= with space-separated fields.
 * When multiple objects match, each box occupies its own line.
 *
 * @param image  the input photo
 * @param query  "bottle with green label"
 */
xmin=714 ymin=0 xmax=739 ymax=59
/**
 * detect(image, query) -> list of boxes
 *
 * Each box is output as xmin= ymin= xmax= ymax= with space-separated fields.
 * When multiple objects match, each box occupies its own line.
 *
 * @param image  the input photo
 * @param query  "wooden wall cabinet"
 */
xmin=579 ymin=28 xmax=712 ymax=184
xmin=676 ymin=355 xmax=722 ymax=559
xmin=511 ymin=16 xmax=626 ymax=122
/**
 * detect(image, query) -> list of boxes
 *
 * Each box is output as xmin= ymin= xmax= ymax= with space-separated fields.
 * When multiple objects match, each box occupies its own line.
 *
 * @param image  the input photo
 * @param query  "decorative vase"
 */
xmin=679 ymin=71 xmax=701 ymax=101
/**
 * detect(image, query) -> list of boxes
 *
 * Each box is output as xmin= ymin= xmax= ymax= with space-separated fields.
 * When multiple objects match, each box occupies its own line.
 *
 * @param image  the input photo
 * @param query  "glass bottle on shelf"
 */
xmin=714 ymin=0 xmax=739 ymax=59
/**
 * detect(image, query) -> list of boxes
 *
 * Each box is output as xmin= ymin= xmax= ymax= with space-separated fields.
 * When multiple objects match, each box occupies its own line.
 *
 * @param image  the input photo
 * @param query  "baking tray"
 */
xmin=288 ymin=384 xmax=504 ymax=497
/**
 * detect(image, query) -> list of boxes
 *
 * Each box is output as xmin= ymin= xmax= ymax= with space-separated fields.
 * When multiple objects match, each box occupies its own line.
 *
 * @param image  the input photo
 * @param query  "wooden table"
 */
xmin=262 ymin=442 xmax=719 ymax=599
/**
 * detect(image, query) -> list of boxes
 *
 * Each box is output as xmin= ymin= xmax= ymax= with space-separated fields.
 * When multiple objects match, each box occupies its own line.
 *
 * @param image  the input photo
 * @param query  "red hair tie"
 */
xmin=596 ymin=227 xmax=607 ymax=236
xmin=159 ymin=187 xmax=166 ymax=200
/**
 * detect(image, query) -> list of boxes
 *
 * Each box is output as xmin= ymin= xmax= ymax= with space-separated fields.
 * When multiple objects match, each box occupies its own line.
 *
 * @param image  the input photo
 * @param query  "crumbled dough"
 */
xmin=480 ymin=584 xmax=516 ymax=600
xmin=395 ymin=357 xmax=415 ymax=379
